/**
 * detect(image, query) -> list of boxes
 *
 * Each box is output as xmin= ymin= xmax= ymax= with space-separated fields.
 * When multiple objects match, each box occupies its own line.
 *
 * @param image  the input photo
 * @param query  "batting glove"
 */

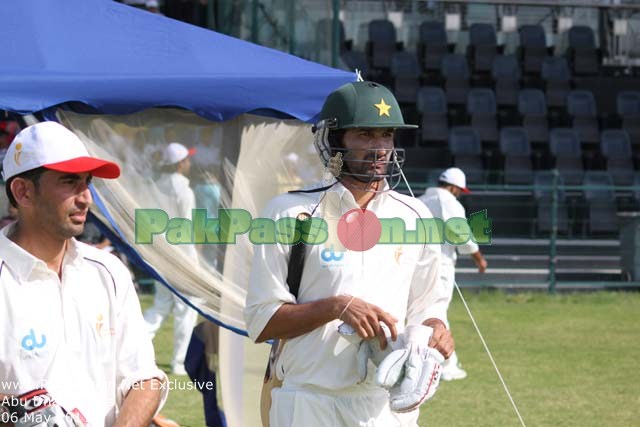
xmin=375 ymin=324 xmax=444 ymax=412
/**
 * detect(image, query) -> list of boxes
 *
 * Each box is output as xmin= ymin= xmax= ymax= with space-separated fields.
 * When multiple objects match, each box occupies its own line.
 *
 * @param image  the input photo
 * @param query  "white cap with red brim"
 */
xmin=1 ymin=121 xmax=120 ymax=181
xmin=439 ymin=167 xmax=471 ymax=193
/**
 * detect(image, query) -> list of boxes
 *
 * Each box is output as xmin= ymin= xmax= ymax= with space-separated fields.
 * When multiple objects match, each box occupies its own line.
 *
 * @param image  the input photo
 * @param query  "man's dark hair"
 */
xmin=4 ymin=167 xmax=46 ymax=208
xmin=438 ymin=180 xmax=449 ymax=188
xmin=327 ymin=129 xmax=346 ymax=155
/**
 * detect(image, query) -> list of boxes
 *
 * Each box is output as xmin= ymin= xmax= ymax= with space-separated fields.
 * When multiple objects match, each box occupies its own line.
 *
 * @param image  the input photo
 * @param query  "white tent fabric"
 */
xmin=56 ymin=108 xmax=324 ymax=426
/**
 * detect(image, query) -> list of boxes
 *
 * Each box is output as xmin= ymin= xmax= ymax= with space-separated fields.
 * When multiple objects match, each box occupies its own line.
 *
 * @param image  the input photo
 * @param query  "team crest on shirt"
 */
xmin=394 ymin=246 xmax=403 ymax=264
xmin=95 ymin=314 xmax=115 ymax=338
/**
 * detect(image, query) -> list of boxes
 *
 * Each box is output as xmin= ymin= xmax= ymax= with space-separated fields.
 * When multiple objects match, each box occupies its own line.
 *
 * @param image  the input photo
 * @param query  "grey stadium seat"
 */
xmin=500 ymin=127 xmax=533 ymax=184
xmin=441 ymin=54 xmax=470 ymax=106
xmin=417 ymin=87 xmax=448 ymax=144
xmin=418 ymin=21 xmax=449 ymax=73
xmin=583 ymin=171 xmax=618 ymax=234
xmin=518 ymin=25 xmax=549 ymax=74
xmin=566 ymin=90 xmax=599 ymax=144
xmin=467 ymin=88 xmax=498 ymax=143
xmin=550 ymin=128 xmax=584 ymax=185
xmin=600 ymin=129 xmax=634 ymax=186
xmin=518 ymin=89 xmax=549 ymax=144
xmin=448 ymin=127 xmax=484 ymax=183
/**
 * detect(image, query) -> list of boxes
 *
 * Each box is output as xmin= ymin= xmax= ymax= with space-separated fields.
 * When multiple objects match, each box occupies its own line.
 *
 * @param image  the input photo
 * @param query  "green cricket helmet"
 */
xmin=316 ymin=81 xmax=418 ymax=130
xmin=312 ymin=81 xmax=416 ymax=185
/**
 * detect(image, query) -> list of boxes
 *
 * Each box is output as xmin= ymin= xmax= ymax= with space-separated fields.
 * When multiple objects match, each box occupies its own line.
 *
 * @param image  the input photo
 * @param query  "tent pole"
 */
xmin=331 ymin=0 xmax=340 ymax=68
xmin=251 ymin=0 xmax=259 ymax=43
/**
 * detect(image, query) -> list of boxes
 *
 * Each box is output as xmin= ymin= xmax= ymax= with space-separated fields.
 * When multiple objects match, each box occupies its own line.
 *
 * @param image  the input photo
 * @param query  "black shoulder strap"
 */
xmin=286 ymin=215 xmax=310 ymax=298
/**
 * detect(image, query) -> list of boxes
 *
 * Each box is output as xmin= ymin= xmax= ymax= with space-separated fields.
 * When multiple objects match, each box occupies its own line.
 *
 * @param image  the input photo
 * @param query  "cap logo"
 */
xmin=374 ymin=98 xmax=391 ymax=117
xmin=13 ymin=143 xmax=23 ymax=166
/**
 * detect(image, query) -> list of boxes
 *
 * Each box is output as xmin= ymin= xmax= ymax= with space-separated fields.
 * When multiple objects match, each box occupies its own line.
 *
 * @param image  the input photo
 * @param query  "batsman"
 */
xmin=245 ymin=81 xmax=454 ymax=426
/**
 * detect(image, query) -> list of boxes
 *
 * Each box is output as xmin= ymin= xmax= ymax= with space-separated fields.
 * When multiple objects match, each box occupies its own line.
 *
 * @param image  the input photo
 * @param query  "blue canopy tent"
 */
xmin=0 ymin=3 xmax=354 ymax=425
xmin=0 ymin=0 xmax=353 ymax=123
xmin=0 ymin=0 xmax=353 ymax=331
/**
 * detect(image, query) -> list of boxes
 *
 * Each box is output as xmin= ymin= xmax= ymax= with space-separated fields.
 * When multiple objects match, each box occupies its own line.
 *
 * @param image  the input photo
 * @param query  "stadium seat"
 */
xmin=541 ymin=57 xmax=572 ymax=109
xmin=518 ymin=25 xmax=549 ymax=74
xmin=467 ymin=88 xmax=498 ymax=143
xmin=600 ymin=129 xmax=634 ymax=186
xmin=367 ymin=19 xmax=399 ymax=70
xmin=500 ymin=127 xmax=533 ymax=184
xmin=417 ymin=21 xmax=449 ymax=73
xmin=441 ymin=54 xmax=470 ymax=106
xmin=340 ymin=50 xmax=369 ymax=78
xmin=402 ymin=146 xmax=451 ymax=183
xmin=518 ymin=89 xmax=550 ymax=145
xmin=417 ymin=87 xmax=448 ymax=144
xmin=492 ymin=55 xmax=521 ymax=108
xmin=616 ymin=91 xmax=640 ymax=145
xmin=467 ymin=23 xmax=499 ymax=74
xmin=534 ymin=171 xmax=570 ymax=234
xmin=550 ymin=128 xmax=584 ymax=185
xmin=566 ymin=26 xmax=600 ymax=76
xmin=566 ymin=90 xmax=599 ymax=145
xmin=582 ymin=171 xmax=618 ymax=234
xmin=448 ymin=127 xmax=484 ymax=183
xmin=391 ymin=52 xmax=421 ymax=104
xmin=315 ymin=18 xmax=350 ymax=53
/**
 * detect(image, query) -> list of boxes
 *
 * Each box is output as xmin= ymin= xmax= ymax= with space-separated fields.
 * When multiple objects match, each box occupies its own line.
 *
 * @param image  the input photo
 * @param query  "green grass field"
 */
xmin=144 ymin=291 xmax=640 ymax=427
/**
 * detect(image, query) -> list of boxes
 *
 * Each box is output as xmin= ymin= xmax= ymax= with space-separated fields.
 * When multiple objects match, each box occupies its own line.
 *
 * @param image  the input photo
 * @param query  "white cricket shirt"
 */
xmin=244 ymin=181 xmax=448 ymax=391
xmin=0 ymin=224 xmax=167 ymax=426
xmin=156 ymin=172 xmax=196 ymax=219
xmin=419 ymin=187 xmax=479 ymax=265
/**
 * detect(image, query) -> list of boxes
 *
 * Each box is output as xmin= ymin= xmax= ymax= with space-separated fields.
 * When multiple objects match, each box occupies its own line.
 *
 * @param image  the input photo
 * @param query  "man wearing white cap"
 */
xmin=419 ymin=167 xmax=487 ymax=381
xmin=0 ymin=121 xmax=167 ymax=426
xmin=143 ymin=142 xmax=199 ymax=376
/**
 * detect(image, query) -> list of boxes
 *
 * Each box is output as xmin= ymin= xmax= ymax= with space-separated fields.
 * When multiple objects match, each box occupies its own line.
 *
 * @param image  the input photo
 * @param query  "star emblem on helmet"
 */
xmin=374 ymin=98 xmax=391 ymax=117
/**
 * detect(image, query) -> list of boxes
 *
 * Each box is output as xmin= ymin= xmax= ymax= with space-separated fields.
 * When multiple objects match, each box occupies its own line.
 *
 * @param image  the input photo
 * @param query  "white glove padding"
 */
xmin=11 ymin=389 xmax=85 ymax=427
xmin=338 ymin=322 xmax=402 ymax=382
xmin=375 ymin=325 xmax=445 ymax=413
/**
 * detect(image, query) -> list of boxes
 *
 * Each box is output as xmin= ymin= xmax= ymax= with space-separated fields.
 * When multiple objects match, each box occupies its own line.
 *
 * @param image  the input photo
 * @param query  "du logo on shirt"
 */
xmin=320 ymin=244 xmax=345 ymax=267
xmin=21 ymin=329 xmax=47 ymax=351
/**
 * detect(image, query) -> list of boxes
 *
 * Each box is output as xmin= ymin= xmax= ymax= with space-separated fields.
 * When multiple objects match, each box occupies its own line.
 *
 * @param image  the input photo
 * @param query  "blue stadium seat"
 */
xmin=316 ymin=18 xmax=349 ymax=53
xmin=518 ymin=25 xmax=549 ymax=74
xmin=492 ymin=55 xmax=521 ymax=107
xmin=500 ymin=127 xmax=533 ymax=184
xmin=468 ymin=23 xmax=498 ymax=73
xmin=550 ymin=128 xmax=584 ymax=185
xmin=600 ymin=129 xmax=634 ymax=186
xmin=518 ymin=89 xmax=549 ymax=144
xmin=467 ymin=88 xmax=498 ymax=143
xmin=441 ymin=54 xmax=470 ymax=105
xmin=417 ymin=87 xmax=448 ymax=143
xmin=566 ymin=90 xmax=599 ymax=144
xmin=340 ymin=50 xmax=369 ymax=78
xmin=449 ymin=126 xmax=484 ymax=183
xmin=616 ymin=91 xmax=640 ymax=145
xmin=541 ymin=57 xmax=571 ymax=109
xmin=367 ymin=19 xmax=398 ymax=70
xmin=582 ymin=171 xmax=618 ymax=234
xmin=567 ymin=26 xmax=599 ymax=76
xmin=391 ymin=52 xmax=421 ymax=104
xmin=418 ymin=21 xmax=449 ymax=73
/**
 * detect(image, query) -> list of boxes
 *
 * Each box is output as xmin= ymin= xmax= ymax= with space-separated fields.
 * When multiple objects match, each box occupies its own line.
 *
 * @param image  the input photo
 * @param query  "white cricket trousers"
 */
xmin=270 ymin=385 xmax=419 ymax=427
xmin=143 ymin=283 xmax=198 ymax=371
